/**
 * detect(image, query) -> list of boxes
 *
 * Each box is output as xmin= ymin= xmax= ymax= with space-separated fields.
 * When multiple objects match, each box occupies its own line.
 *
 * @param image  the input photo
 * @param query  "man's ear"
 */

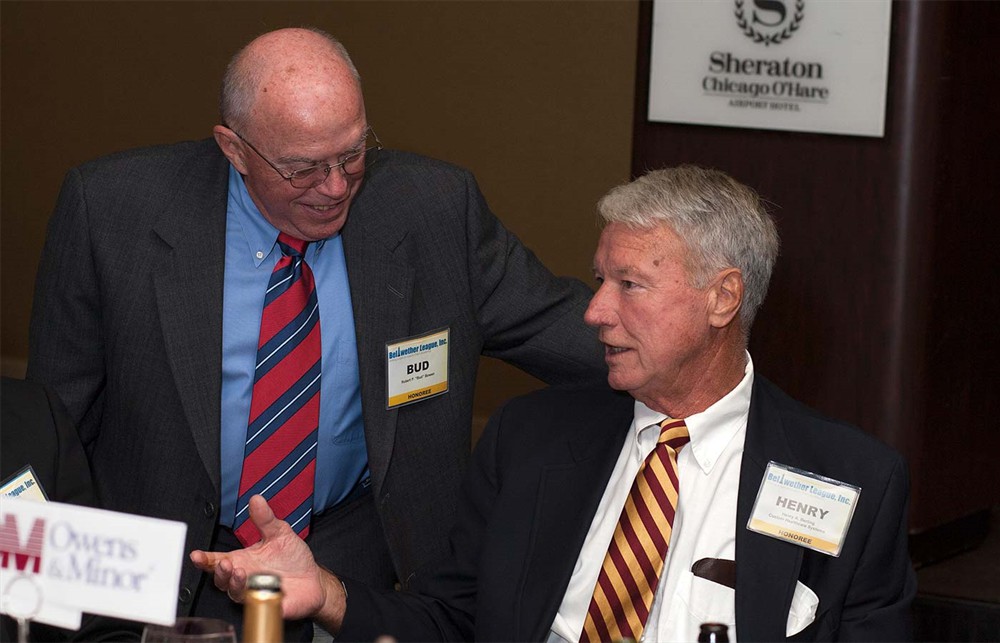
xmin=707 ymin=268 xmax=743 ymax=329
xmin=212 ymin=125 xmax=248 ymax=174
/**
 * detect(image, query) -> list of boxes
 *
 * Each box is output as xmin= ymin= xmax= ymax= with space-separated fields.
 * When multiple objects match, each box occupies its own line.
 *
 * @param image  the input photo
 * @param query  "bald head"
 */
xmin=212 ymin=28 xmax=371 ymax=241
xmin=220 ymin=28 xmax=363 ymax=135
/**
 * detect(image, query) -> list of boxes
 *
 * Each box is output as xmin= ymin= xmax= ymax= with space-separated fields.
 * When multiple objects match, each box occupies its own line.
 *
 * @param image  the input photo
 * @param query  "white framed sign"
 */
xmin=0 ymin=497 xmax=187 ymax=629
xmin=649 ymin=0 xmax=892 ymax=137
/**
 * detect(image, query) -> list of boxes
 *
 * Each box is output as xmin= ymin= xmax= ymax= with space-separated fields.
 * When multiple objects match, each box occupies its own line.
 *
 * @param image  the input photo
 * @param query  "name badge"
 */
xmin=1 ymin=465 xmax=48 ymax=502
xmin=747 ymin=461 xmax=860 ymax=557
xmin=386 ymin=328 xmax=449 ymax=409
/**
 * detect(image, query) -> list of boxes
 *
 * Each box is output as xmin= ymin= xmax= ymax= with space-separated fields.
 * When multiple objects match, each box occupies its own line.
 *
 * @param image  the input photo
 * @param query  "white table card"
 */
xmin=0 ymin=497 xmax=187 ymax=629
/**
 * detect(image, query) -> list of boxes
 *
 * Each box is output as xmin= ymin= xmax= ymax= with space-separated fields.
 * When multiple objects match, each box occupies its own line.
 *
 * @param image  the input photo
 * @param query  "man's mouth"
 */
xmin=305 ymin=203 xmax=340 ymax=212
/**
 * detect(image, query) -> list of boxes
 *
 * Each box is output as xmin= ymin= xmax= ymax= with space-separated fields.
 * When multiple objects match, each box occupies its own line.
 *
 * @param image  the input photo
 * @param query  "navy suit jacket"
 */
xmin=339 ymin=378 xmax=916 ymax=642
xmin=26 ymin=140 xmax=605 ymax=615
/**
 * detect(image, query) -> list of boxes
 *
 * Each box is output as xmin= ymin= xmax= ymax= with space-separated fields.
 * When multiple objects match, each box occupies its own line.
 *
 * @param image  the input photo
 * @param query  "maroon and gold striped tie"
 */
xmin=580 ymin=418 xmax=690 ymax=643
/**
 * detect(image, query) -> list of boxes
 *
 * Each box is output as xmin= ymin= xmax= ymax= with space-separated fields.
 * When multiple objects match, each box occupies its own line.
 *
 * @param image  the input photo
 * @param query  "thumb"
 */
xmin=248 ymin=494 xmax=286 ymax=541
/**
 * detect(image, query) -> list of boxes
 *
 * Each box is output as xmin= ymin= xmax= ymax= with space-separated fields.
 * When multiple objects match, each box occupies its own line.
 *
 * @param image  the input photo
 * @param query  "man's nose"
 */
xmin=312 ymin=165 xmax=351 ymax=197
xmin=584 ymin=286 xmax=613 ymax=328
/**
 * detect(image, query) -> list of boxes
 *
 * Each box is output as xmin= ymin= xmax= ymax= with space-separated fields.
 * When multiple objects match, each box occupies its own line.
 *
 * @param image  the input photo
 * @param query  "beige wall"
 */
xmin=1 ymin=1 xmax=636 ymax=424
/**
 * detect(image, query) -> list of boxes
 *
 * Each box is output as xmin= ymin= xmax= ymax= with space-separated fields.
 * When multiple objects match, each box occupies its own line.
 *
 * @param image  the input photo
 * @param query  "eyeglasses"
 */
xmin=232 ymin=127 xmax=382 ymax=189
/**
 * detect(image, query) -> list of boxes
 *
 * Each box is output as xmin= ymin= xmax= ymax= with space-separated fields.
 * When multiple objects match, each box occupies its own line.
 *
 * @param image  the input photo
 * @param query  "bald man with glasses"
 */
xmin=27 ymin=27 xmax=604 ymax=638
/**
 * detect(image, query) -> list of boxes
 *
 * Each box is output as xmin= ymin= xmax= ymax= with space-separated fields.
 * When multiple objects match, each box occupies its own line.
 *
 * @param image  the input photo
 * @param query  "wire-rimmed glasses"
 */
xmin=232 ymin=127 xmax=382 ymax=189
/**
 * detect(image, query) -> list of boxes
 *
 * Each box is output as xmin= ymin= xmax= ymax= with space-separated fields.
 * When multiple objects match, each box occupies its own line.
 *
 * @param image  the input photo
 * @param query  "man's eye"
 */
xmin=290 ymin=166 xmax=320 ymax=179
xmin=621 ymin=280 xmax=636 ymax=290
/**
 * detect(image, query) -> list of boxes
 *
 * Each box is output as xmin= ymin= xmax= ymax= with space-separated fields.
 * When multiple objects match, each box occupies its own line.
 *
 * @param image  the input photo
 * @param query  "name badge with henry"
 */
xmin=747 ymin=461 xmax=860 ymax=557
xmin=386 ymin=328 xmax=449 ymax=409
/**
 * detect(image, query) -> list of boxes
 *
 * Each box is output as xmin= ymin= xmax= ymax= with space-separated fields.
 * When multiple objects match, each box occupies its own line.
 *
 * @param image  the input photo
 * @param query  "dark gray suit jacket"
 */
xmin=26 ymin=140 xmax=604 ymax=616
xmin=338 ymin=378 xmax=916 ymax=642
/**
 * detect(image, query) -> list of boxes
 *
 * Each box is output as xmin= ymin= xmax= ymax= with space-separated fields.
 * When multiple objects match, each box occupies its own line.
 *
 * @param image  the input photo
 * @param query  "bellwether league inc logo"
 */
xmin=734 ymin=0 xmax=804 ymax=46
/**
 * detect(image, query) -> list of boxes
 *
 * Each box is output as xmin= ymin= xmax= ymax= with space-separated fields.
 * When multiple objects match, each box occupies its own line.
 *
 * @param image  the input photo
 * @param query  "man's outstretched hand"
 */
xmin=190 ymin=495 xmax=346 ymax=627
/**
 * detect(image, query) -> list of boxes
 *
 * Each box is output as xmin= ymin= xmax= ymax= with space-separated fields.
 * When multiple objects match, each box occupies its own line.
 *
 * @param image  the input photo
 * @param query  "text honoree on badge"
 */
xmin=385 ymin=328 xmax=450 ymax=409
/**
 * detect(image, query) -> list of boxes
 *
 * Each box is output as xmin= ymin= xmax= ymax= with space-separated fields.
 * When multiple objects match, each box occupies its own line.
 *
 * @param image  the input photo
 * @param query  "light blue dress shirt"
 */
xmin=219 ymin=166 xmax=368 ymax=527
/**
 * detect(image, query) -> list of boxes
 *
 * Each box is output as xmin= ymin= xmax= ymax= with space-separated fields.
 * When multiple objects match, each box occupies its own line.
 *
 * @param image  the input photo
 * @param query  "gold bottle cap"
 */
xmin=247 ymin=573 xmax=281 ymax=592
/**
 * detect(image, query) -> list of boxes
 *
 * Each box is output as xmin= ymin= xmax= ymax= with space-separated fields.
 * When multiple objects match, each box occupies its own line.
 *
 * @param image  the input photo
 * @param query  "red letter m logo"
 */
xmin=0 ymin=514 xmax=45 ymax=574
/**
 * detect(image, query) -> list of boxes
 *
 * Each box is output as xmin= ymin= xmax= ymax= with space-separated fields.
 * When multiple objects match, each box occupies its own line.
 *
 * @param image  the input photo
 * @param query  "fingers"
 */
xmin=203 ymin=555 xmax=249 ymax=602
xmin=188 ymin=496 xmax=288 ymax=608
xmin=190 ymin=550 xmax=220 ymax=572
xmin=225 ymin=563 xmax=249 ymax=602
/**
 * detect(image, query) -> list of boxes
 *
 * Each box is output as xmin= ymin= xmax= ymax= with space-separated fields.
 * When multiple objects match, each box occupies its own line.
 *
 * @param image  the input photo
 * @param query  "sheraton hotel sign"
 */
xmin=649 ymin=0 xmax=892 ymax=137
xmin=705 ymin=51 xmax=827 ymax=104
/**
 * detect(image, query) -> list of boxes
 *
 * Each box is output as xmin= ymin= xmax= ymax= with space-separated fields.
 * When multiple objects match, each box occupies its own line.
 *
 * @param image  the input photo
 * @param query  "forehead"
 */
xmin=257 ymin=116 xmax=368 ymax=162
xmin=594 ymin=222 xmax=687 ymax=271
xmin=248 ymin=68 xmax=367 ymax=156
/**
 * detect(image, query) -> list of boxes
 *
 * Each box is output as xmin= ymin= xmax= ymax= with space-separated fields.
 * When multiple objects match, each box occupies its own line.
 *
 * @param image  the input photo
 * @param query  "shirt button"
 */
xmin=256 ymin=251 xmax=264 ymax=259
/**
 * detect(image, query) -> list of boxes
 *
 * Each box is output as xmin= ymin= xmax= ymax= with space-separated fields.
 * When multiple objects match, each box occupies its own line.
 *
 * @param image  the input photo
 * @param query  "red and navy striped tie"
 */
xmin=235 ymin=233 xmax=321 ymax=546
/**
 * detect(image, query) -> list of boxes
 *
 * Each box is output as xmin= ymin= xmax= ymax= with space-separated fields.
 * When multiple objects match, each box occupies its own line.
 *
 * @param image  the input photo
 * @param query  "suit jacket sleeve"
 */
xmin=833 ymin=453 xmax=917 ymax=641
xmin=458 ymin=168 xmax=604 ymax=384
xmin=27 ymin=166 xmax=106 ymax=452
xmin=337 ymin=396 xmax=514 ymax=641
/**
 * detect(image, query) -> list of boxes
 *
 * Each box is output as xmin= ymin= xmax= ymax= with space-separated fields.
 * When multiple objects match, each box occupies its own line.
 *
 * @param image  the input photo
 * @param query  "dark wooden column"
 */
xmin=631 ymin=0 xmax=1000 ymax=556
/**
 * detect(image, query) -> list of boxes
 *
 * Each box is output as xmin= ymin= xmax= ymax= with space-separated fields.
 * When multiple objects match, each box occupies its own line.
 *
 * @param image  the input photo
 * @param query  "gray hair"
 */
xmin=220 ymin=27 xmax=361 ymax=131
xmin=597 ymin=165 xmax=780 ymax=332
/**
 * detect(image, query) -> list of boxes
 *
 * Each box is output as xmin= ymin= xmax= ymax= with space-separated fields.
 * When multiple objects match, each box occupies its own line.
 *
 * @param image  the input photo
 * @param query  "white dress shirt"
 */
xmin=549 ymin=355 xmax=753 ymax=643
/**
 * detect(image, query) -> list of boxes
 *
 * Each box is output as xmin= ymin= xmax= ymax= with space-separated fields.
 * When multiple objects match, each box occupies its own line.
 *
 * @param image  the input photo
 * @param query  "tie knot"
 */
xmin=658 ymin=418 xmax=690 ymax=450
xmin=277 ymin=233 xmax=309 ymax=258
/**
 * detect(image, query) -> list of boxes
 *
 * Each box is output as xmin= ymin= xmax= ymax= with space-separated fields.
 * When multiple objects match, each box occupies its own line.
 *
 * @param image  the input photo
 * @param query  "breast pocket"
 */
xmin=675 ymin=570 xmax=737 ymax=633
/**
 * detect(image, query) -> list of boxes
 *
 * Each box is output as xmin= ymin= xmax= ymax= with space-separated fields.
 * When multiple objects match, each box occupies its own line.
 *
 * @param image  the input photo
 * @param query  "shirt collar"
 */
xmin=227 ymin=165 xmax=325 ymax=267
xmin=631 ymin=352 xmax=754 ymax=473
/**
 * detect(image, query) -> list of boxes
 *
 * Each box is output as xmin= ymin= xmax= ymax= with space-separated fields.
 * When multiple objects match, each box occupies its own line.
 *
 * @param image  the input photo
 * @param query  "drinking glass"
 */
xmin=141 ymin=617 xmax=236 ymax=642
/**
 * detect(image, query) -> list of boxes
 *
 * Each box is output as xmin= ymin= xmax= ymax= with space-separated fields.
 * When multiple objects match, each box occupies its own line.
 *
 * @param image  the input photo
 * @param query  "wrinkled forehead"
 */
xmin=593 ymin=222 xmax=690 ymax=275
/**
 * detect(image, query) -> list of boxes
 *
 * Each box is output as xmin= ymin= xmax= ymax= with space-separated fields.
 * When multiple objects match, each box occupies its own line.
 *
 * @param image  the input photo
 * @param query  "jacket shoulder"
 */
xmin=503 ymin=384 xmax=629 ymax=416
xmin=73 ymin=138 xmax=224 ymax=181
xmin=490 ymin=385 xmax=631 ymax=444
xmin=753 ymin=375 xmax=905 ymax=473
xmin=360 ymin=149 xmax=474 ymax=197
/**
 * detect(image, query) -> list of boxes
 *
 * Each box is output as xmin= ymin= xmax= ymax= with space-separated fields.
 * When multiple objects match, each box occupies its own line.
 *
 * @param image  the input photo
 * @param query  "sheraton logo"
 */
xmin=701 ymin=1 xmax=827 ymax=111
xmin=734 ymin=0 xmax=805 ymax=46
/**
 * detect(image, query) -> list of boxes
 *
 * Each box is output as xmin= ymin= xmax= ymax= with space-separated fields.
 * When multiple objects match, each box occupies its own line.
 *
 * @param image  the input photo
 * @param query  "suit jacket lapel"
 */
xmin=341 ymin=178 xmax=415 ymax=496
xmin=151 ymin=149 xmax=229 ymax=494
xmin=517 ymin=393 xmax=635 ymax=641
xmin=736 ymin=377 xmax=803 ymax=641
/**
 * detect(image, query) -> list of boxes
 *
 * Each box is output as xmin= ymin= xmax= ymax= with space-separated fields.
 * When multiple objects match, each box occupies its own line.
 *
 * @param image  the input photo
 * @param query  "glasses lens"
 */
xmin=342 ymin=151 xmax=369 ymax=176
xmin=288 ymin=167 xmax=325 ymax=189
